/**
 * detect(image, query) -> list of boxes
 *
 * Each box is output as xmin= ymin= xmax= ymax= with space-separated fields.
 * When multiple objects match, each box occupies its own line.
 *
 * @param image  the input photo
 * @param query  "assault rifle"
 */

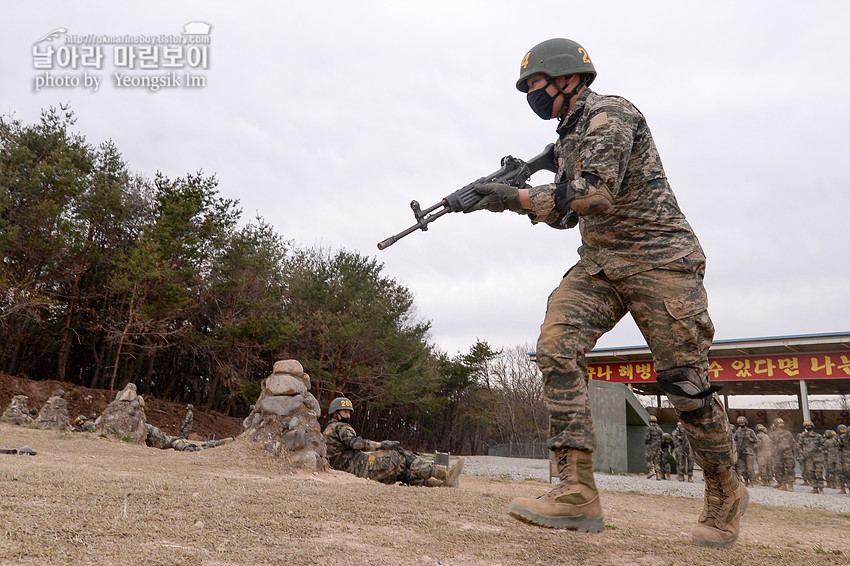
xmin=377 ymin=144 xmax=557 ymax=250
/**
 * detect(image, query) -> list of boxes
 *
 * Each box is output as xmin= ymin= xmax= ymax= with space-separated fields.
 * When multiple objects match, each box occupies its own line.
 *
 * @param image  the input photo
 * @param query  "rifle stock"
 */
xmin=377 ymin=144 xmax=556 ymax=250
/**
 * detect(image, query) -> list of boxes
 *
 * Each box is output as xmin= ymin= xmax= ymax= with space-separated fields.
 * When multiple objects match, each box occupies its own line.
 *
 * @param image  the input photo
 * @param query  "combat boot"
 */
xmin=688 ymin=475 xmax=694 ymax=482
xmin=691 ymin=468 xmax=749 ymax=548
xmin=809 ymin=487 xmax=819 ymax=494
xmin=433 ymin=457 xmax=464 ymax=487
xmin=678 ymin=474 xmax=685 ymax=482
xmin=840 ymin=486 xmax=846 ymax=494
xmin=508 ymin=449 xmax=604 ymax=532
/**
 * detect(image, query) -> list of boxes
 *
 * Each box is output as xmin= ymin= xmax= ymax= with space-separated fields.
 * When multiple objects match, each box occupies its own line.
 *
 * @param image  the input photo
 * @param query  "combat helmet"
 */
xmin=736 ymin=416 xmax=748 ymax=426
xmin=328 ymin=397 xmax=354 ymax=416
xmin=649 ymin=415 xmax=657 ymax=423
xmin=755 ymin=424 xmax=766 ymax=432
xmin=516 ymin=38 xmax=597 ymax=92
xmin=838 ymin=424 xmax=848 ymax=434
xmin=825 ymin=429 xmax=835 ymax=438
xmin=803 ymin=420 xmax=814 ymax=430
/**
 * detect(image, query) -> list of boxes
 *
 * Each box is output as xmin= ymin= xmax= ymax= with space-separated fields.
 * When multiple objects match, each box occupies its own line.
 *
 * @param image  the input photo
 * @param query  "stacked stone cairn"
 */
xmin=241 ymin=359 xmax=326 ymax=471
xmin=34 ymin=389 xmax=70 ymax=431
xmin=0 ymin=395 xmax=35 ymax=426
xmin=95 ymin=382 xmax=148 ymax=443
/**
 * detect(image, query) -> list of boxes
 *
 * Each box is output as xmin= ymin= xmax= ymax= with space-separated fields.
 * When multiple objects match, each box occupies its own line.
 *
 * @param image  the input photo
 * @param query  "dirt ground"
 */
xmin=0 ymin=373 xmax=243 ymax=440
xmin=1 ymin=422 xmax=849 ymax=566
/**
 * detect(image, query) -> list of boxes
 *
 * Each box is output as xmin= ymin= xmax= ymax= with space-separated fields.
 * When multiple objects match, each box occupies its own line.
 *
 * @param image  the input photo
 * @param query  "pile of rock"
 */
xmin=95 ymin=383 xmax=147 ymax=443
xmin=34 ymin=389 xmax=70 ymax=431
xmin=241 ymin=359 xmax=326 ymax=471
xmin=0 ymin=395 xmax=35 ymax=426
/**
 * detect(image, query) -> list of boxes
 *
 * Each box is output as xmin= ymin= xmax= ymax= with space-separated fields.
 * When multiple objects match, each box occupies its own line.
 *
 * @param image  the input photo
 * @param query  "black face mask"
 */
xmin=527 ymin=87 xmax=557 ymax=120
xmin=338 ymin=416 xmax=350 ymax=424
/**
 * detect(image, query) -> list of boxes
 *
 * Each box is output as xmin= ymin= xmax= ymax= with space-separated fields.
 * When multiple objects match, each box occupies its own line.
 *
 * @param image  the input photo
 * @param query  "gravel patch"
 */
xmin=462 ymin=455 xmax=850 ymax=514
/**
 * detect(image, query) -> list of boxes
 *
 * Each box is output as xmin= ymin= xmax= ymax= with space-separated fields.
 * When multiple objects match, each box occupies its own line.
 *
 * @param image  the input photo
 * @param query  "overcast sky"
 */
xmin=4 ymin=1 xmax=850 ymax=358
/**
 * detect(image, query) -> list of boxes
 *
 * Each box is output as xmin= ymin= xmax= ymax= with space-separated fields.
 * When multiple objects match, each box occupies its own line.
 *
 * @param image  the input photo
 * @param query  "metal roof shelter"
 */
xmin=586 ymin=332 xmax=850 ymax=423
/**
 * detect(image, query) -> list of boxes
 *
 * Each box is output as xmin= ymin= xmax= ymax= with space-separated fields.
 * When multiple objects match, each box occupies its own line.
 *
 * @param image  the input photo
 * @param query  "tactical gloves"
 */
xmin=380 ymin=440 xmax=402 ymax=450
xmin=464 ymin=183 xmax=528 ymax=213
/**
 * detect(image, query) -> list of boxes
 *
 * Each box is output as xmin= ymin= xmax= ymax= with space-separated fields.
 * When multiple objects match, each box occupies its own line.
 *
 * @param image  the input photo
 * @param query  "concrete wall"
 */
xmin=589 ymin=380 xmax=651 ymax=474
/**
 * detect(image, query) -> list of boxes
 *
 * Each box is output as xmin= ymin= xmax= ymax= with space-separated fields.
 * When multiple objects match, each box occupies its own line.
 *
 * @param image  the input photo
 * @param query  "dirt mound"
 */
xmin=0 ymin=373 xmax=243 ymax=440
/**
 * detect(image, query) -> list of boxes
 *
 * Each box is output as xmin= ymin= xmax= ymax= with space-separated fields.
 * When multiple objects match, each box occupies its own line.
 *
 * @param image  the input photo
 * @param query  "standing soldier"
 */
xmin=644 ymin=415 xmax=663 ymax=479
xmin=754 ymin=424 xmax=773 ymax=486
xmin=733 ymin=416 xmax=759 ymax=487
xmin=465 ymin=38 xmax=744 ymax=547
xmin=672 ymin=421 xmax=694 ymax=482
xmin=799 ymin=421 xmax=825 ymax=494
xmin=770 ymin=418 xmax=796 ymax=491
xmin=181 ymin=404 xmax=194 ymax=440
xmin=796 ymin=428 xmax=809 ymax=485
xmin=838 ymin=424 xmax=849 ymax=494
xmin=824 ymin=430 xmax=841 ymax=489
xmin=838 ymin=424 xmax=849 ymax=495
xmin=657 ymin=433 xmax=675 ymax=480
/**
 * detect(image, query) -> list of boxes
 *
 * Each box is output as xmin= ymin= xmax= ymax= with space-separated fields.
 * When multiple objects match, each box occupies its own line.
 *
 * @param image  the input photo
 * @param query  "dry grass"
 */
xmin=1 ymin=423 xmax=849 ymax=566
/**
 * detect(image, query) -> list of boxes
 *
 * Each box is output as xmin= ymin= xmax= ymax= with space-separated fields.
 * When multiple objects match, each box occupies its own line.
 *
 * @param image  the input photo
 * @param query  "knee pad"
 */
xmin=655 ymin=367 xmax=722 ymax=413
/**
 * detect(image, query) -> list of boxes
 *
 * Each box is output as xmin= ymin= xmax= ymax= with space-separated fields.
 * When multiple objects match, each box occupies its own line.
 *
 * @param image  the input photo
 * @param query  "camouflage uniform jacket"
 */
xmin=756 ymin=431 xmax=772 ymax=458
xmin=799 ymin=431 xmax=825 ymax=461
xmin=672 ymin=424 xmax=690 ymax=453
xmin=825 ymin=436 xmax=841 ymax=463
xmin=644 ymin=422 xmax=663 ymax=448
xmin=733 ymin=426 xmax=760 ymax=456
xmin=770 ymin=428 xmax=796 ymax=456
xmin=181 ymin=410 xmax=193 ymax=433
xmin=527 ymin=88 xmax=702 ymax=279
xmin=840 ymin=432 xmax=850 ymax=466
xmin=323 ymin=420 xmax=374 ymax=470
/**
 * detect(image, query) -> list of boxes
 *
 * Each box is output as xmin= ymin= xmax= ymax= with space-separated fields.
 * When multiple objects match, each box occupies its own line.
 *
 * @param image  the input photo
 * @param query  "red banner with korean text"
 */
xmin=588 ymin=353 xmax=850 ymax=383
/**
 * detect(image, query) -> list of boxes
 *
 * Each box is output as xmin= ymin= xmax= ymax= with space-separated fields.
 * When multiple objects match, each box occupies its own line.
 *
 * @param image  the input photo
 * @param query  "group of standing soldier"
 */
xmin=644 ymin=416 xmax=693 ymax=482
xmin=647 ymin=415 xmax=850 ymax=495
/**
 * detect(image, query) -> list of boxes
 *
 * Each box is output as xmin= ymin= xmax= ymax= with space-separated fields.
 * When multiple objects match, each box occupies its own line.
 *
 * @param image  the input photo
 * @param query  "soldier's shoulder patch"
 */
xmin=588 ymin=112 xmax=608 ymax=133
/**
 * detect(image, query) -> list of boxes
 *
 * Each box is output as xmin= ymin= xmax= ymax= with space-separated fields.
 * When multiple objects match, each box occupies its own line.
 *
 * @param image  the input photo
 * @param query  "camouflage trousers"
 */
xmin=537 ymin=253 xmax=733 ymax=473
xmin=675 ymin=445 xmax=694 ymax=476
xmin=656 ymin=447 xmax=673 ymax=476
xmin=826 ymin=460 xmax=842 ymax=486
xmin=773 ymin=449 xmax=796 ymax=485
xmin=757 ymin=452 xmax=773 ymax=482
xmin=344 ymin=450 xmax=433 ymax=485
xmin=805 ymin=455 xmax=825 ymax=489
xmin=735 ymin=452 xmax=756 ymax=483
xmin=645 ymin=445 xmax=660 ymax=474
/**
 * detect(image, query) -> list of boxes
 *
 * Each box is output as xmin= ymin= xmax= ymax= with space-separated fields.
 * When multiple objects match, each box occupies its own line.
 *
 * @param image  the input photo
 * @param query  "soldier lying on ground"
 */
xmin=323 ymin=397 xmax=463 ymax=487
xmin=144 ymin=423 xmax=233 ymax=452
